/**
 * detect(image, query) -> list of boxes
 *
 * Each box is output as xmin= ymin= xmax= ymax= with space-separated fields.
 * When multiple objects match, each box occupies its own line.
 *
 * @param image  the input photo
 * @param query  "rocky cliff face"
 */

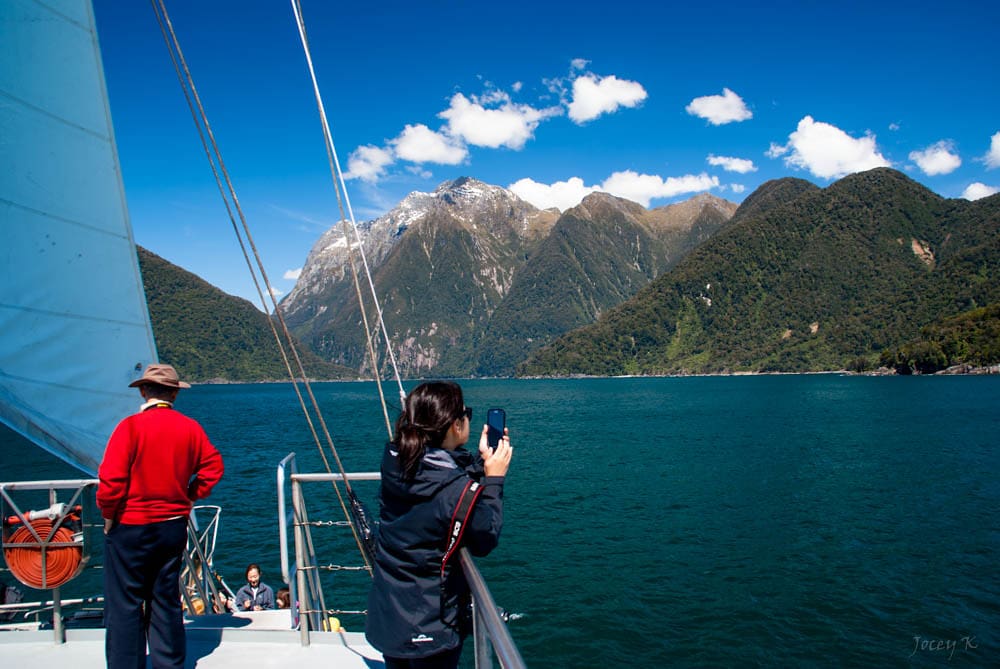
xmin=279 ymin=177 xmax=735 ymax=377
xmin=280 ymin=177 xmax=556 ymax=324
xmin=474 ymin=191 xmax=737 ymax=374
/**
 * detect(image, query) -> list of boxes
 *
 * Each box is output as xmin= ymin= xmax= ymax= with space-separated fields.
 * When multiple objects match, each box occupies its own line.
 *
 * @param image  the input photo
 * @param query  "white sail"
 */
xmin=0 ymin=0 xmax=158 ymax=475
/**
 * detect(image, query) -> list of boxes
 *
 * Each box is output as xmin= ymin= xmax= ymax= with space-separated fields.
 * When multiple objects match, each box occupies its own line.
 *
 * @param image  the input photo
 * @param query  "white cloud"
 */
xmin=601 ymin=171 xmax=719 ymax=207
xmin=962 ymin=182 xmax=998 ymax=200
xmin=405 ymin=164 xmax=434 ymax=179
xmin=567 ymin=74 xmax=648 ymax=124
xmin=344 ymin=144 xmax=394 ymax=182
xmin=476 ymin=88 xmax=510 ymax=106
xmin=283 ymin=268 xmax=302 ymax=281
xmin=509 ymin=176 xmax=597 ymax=211
xmin=685 ymin=88 xmax=752 ymax=125
xmin=768 ymin=116 xmax=891 ymax=179
xmin=765 ymin=143 xmax=786 ymax=159
xmin=984 ymin=131 xmax=1000 ymax=169
xmin=909 ymin=140 xmax=961 ymax=176
xmin=343 ymin=61 xmax=649 ymax=185
xmin=392 ymin=123 xmax=467 ymax=164
xmin=707 ymin=154 xmax=757 ymax=173
xmin=439 ymin=93 xmax=554 ymax=150
xmin=729 ymin=184 xmax=746 ymax=193
xmin=510 ymin=171 xmax=718 ymax=211
xmin=269 ymin=286 xmax=283 ymax=298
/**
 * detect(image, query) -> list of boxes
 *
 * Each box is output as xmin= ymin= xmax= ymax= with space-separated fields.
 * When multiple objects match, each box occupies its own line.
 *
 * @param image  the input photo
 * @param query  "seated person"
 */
xmin=214 ymin=591 xmax=235 ymax=613
xmin=233 ymin=563 xmax=275 ymax=611
xmin=276 ymin=587 xmax=290 ymax=609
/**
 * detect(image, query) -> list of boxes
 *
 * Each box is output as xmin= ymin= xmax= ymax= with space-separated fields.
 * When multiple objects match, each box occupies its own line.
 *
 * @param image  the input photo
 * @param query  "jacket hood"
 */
xmin=380 ymin=444 xmax=479 ymax=503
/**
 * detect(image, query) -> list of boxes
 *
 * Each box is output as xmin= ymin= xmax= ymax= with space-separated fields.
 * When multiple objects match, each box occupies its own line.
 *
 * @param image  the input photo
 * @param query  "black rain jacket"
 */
xmin=365 ymin=443 xmax=504 ymax=659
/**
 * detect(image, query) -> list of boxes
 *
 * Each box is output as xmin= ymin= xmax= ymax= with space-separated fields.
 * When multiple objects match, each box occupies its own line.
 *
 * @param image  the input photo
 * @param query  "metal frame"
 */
xmin=180 ymin=505 xmax=232 ymax=615
xmin=0 ymin=478 xmax=98 ymax=643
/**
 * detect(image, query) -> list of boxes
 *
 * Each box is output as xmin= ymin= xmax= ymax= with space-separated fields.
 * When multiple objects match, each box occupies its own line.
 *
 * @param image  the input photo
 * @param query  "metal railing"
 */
xmin=462 ymin=549 xmax=526 ymax=668
xmin=276 ymin=453 xmax=525 ymax=668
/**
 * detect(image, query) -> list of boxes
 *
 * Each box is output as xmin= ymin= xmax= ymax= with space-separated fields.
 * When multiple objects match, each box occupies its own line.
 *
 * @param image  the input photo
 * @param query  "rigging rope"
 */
xmin=149 ymin=0 xmax=406 ymax=574
xmin=149 ymin=0 xmax=339 ymax=486
xmin=288 ymin=0 xmax=407 ymax=428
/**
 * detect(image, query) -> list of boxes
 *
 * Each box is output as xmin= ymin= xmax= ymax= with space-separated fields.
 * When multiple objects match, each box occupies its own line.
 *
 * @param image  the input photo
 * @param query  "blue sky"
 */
xmin=92 ymin=0 xmax=1000 ymax=306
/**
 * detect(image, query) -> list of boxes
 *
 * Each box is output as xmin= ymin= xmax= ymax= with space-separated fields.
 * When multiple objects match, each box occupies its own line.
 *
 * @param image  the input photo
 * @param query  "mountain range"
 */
xmin=520 ymin=168 xmax=1000 ymax=375
xmin=141 ymin=168 xmax=999 ymax=381
xmin=279 ymin=177 xmax=736 ymax=377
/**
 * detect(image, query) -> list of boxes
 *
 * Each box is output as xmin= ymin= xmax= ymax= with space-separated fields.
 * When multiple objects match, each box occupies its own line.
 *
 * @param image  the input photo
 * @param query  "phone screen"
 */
xmin=486 ymin=408 xmax=505 ymax=451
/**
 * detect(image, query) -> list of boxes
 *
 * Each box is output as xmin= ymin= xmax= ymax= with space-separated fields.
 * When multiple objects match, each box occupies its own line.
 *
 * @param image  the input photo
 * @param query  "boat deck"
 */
xmin=0 ymin=610 xmax=383 ymax=668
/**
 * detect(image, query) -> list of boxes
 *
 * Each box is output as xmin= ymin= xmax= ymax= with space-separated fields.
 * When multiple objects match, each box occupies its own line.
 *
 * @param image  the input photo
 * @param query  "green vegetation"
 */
xmin=142 ymin=169 xmax=999 ymax=380
xmin=879 ymin=302 xmax=1000 ymax=374
xmin=138 ymin=247 xmax=353 ymax=382
xmin=473 ymin=196 xmax=733 ymax=375
xmin=520 ymin=169 xmax=1000 ymax=376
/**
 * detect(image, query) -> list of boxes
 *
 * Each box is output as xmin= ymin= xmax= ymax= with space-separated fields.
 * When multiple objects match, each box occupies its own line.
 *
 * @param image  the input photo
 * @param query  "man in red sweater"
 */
xmin=97 ymin=363 xmax=224 ymax=669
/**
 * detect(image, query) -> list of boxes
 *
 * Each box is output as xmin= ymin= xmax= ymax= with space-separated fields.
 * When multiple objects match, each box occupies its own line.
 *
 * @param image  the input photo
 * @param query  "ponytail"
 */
xmin=394 ymin=381 xmax=464 ymax=479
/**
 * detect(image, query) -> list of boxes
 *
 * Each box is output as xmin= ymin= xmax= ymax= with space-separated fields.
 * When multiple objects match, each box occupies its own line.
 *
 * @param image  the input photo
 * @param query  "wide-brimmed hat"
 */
xmin=128 ymin=363 xmax=191 ymax=389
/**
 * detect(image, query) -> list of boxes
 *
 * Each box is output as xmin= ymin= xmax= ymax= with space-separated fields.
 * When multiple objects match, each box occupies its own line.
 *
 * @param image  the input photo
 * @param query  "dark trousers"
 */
xmin=383 ymin=645 xmax=463 ymax=669
xmin=104 ymin=517 xmax=188 ymax=669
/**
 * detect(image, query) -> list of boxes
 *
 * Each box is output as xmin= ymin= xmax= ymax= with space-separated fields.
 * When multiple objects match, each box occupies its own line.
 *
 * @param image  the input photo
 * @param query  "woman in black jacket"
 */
xmin=366 ymin=381 xmax=512 ymax=669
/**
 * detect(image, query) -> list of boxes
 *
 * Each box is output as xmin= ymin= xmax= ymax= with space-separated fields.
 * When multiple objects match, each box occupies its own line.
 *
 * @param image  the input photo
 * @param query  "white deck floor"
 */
xmin=0 ymin=610 xmax=383 ymax=668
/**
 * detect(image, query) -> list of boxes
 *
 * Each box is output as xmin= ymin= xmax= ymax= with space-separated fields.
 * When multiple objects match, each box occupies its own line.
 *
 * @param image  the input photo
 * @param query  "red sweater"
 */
xmin=97 ymin=405 xmax=224 ymax=524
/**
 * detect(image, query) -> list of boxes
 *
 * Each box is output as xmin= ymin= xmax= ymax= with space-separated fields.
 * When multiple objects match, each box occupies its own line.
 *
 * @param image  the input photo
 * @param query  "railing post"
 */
xmin=48 ymin=488 xmax=65 ymax=644
xmin=277 ymin=454 xmax=300 ymax=630
xmin=52 ymin=586 xmax=64 ymax=644
xmin=291 ymin=476 xmax=311 ymax=647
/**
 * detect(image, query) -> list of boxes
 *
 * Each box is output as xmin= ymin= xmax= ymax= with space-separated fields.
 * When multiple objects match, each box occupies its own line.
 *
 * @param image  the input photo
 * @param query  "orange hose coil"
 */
xmin=4 ymin=519 xmax=82 ymax=589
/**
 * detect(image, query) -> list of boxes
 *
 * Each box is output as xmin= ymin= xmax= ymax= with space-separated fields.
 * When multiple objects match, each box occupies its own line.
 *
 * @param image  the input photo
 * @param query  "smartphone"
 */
xmin=486 ymin=408 xmax=506 ymax=451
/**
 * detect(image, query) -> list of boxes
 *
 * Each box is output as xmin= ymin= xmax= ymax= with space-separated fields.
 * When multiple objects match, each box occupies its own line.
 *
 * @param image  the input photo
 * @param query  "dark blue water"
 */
xmin=3 ymin=376 xmax=998 ymax=666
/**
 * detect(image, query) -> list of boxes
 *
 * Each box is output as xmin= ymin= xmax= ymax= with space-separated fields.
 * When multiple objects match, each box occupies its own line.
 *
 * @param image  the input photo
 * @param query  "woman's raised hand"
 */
xmin=479 ymin=425 xmax=512 ymax=477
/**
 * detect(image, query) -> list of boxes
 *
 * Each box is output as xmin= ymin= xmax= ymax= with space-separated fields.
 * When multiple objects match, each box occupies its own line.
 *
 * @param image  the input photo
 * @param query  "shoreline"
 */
xmin=188 ymin=364 xmax=1000 ymax=385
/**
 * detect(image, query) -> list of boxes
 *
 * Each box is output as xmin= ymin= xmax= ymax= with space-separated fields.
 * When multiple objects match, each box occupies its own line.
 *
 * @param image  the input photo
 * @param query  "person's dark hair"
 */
xmin=245 ymin=563 xmax=261 ymax=579
xmin=140 ymin=383 xmax=178 ymax=401
xmin=394 ymin=381 xmax=464 ymax=479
